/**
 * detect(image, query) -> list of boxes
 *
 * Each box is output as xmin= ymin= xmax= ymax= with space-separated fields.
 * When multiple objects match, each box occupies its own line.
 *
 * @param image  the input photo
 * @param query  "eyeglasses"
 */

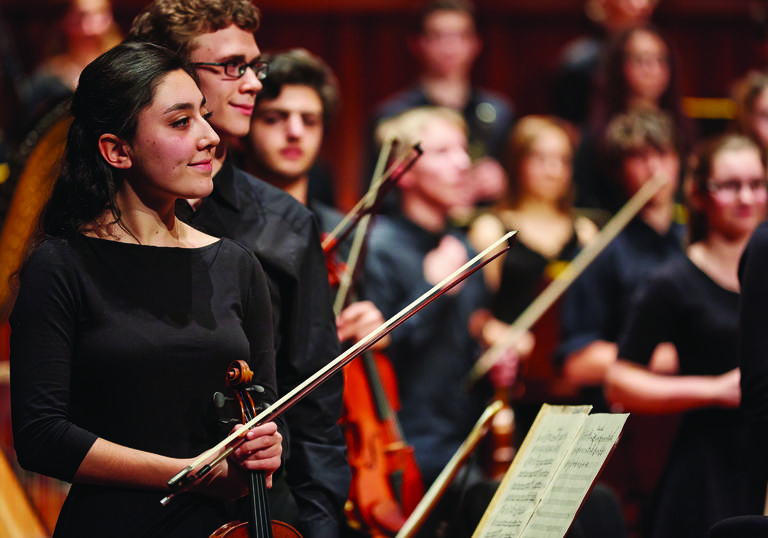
xmin=707 ymin=178 xmax=768 ymax=201
xmin=194 ymin=59 xmax=269 ymax=80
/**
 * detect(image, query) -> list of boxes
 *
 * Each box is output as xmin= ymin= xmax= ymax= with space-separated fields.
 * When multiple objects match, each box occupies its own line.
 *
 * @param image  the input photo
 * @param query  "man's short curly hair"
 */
xmin=129 ymin=0 xmax=261 ymax=58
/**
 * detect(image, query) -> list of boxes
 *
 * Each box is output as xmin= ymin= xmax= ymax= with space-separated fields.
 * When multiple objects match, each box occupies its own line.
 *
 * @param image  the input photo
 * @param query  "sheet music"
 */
xmin=474 ymin=408 xmax=589 ymax=538
xmin=521 ymin=414 xmax=628 ymax=537
xmin=474 ymin=406 xmax=627 ymax=538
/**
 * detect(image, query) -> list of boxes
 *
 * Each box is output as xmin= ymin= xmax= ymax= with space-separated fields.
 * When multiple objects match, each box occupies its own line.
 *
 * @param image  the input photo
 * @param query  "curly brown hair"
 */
xmin=129 ymin=0 xmax=260 ymax=58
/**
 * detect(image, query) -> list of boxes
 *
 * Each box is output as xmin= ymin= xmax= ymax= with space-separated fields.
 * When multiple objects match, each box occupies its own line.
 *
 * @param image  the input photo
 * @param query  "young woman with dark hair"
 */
xmin=10 ymin=40 xmax=283 ymax=537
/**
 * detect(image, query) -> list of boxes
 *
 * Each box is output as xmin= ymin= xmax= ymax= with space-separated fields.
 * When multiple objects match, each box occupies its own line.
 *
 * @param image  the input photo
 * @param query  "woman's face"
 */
xmin=750 ymin=87 xmax=768 ymax=150
xmin=623 ymin=29 xmax=670 ymax=105
xmin=519 ymin=127 xmax=572 ymax=205
xmin=124 ymin=69 xmax=220 ymax=204
xmin=704 ymin=146 xmax=767 ymax=241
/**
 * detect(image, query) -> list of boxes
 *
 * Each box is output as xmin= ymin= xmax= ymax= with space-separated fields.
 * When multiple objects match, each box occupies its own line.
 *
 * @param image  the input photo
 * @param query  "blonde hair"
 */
xmin=375 ymin=106 xmax=467 ymax=166
xmin=732 ymin=69 xmax=768 ymax=143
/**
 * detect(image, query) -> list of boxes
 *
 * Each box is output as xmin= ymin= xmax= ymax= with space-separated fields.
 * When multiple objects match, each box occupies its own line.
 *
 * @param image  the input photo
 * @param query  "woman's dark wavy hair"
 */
xmin=41 ymin=39 xmax=198 ymax=240
xmin=590 ymin=24 xmax=692 ymax=155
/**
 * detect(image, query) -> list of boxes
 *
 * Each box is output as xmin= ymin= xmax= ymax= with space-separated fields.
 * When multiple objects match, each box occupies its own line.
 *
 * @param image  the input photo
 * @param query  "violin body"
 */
xmin=210 ymin=519 xmax=301 ymax=538
xmin=341 ymin=351 xmax=423 ymax=536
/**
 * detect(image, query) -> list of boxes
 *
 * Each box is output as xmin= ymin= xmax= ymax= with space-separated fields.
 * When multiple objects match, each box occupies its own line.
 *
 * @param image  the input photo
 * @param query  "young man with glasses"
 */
xmin=129 ymin=3 xmax=349 ymax=538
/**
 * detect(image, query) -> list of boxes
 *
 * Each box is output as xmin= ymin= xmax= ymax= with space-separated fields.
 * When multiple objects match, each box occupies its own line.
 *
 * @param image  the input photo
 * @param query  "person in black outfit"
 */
xmin=605 ymin=133 xmax=768 ymax=537
xmin=10 ymin=40 xmax=284 ymax=538
xmin=551 ymin=0 xmax=659 ymax=127
xmin=129 ymin=3 xmax=349 ymax=537
xmin=367 ymin=0 xmax=514 ymax=213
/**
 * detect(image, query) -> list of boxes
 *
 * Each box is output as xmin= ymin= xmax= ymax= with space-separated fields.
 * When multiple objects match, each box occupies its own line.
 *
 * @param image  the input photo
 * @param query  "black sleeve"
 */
xmin=617 ymin=272 xmax=675 ymax=366
xmin=240 ymin=246 xmax=287 ymax=448
xmin=272 ymin=220 xmax=349 ymax=538
xmin=738 ymin=223 xmax=768 ymax=453
xmin=10 ymin=242 xmax=98 ymax=481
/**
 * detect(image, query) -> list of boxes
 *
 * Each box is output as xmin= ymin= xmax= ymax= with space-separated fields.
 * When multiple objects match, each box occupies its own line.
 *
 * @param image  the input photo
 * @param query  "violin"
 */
xmin=325 ymin=139 xmax=424 ymax=536
xmin=210 ymin=360 xmax=302 ymax=538
xmin=327 ymin=246 xmax=424 ymax=534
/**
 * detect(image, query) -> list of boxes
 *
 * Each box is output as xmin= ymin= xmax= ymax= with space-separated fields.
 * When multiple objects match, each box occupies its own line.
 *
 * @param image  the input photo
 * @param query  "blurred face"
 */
xmin=191 ymin=25 xmax=263 ymax=144
xmin=404 ymin=117 xmax=472 ymax=210
xmin=416 ymin=10 xmax=480 ymax=78
xmin=704 ymin=146 xmax=767 ymax=240
xmin=622 ymin=145 xmax=679 ymax=202
xmin=519 ymin=127 xmax=572 ymax=204
xmin=65 ymin=0 xmax=114 ymax=40
xmin=601 ymin=0 xmax=657 ymax=29
xmin=623 ymin=29 xmax=670 ymax=105
xmin=750 ymin=87 xmax=768 ymax=150
xmin=125 ymin=70 xmax=219 ymax=203
xmin=248 ymin=85 xmax=324 ymax=184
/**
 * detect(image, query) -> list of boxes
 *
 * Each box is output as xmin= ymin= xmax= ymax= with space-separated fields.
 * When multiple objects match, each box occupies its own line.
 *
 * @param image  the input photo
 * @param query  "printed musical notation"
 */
xmin=473 ymin=404 xmax=628 ymax=538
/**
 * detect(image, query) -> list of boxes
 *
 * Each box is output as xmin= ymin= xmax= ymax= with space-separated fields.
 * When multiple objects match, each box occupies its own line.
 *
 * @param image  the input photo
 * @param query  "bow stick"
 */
xmin=162 ymin=230 xmax=518 ymax=505
xmin=332 ymin=135 xmax=395 ymax=314
xmin=321 ymin=142 xmax=422 ymax=256
xmin=465 ymin=172 xmax=669 ymax=386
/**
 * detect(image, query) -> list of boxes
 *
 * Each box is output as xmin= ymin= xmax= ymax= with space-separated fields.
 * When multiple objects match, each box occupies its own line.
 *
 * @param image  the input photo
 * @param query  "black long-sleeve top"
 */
xmin=179 ymin=159 xmax=348 ymax=538
xmin=11 ymin=235 xmax=280 ymax=537
xmin=739 ymin=221 xmax=768 ymax=454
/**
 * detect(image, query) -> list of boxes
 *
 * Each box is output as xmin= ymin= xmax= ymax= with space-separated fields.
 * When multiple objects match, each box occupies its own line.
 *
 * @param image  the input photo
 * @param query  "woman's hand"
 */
xmin=189 ymin=421 xmax=282 ymax=500
xmin=230 ymin=422 xmax=282 ymax=488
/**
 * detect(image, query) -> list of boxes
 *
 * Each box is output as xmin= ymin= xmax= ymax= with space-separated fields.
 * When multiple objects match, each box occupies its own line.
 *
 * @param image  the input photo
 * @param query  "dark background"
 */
xmin=2 ymin=0 xmax=766 ymax=209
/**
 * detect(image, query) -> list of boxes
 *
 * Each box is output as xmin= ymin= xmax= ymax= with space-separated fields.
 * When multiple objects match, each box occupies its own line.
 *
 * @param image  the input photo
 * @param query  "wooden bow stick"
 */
xmin=465 ymin=173 xmax=668 ymax=386
xmin=395 ymin=400 xmax=504 ymax=538
xmin=162 ymin=231 xmax=518 ymax=505
xmin=321 ymin=141 xmax=422 ymax=256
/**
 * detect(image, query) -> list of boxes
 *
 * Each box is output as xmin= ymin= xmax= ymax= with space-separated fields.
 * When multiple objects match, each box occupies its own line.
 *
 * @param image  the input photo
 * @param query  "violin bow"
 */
xmin=332 ymin=135 xmax=395 ymax=315
xmin=162 ymin=230 xmax=518 ymax=505
xmin=464 ymin=172 xmax=669 ymax=387
xmin=321 ymin=142 xmax=422 ymax=257
xmin=395 ymin=400 xmax=504 ymax=538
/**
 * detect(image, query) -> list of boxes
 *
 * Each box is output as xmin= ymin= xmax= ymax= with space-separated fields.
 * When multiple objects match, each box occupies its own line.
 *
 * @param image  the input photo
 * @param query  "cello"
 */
xmin=210 ymin=360 xmax=301 ymax=538
xmin=325 ymin=139 xmax=424 ymax=536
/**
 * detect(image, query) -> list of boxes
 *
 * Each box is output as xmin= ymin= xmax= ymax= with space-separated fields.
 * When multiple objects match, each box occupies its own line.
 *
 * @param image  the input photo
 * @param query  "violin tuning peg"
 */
xmin=212 ymin=391 xmax=232 ymax=409
xmin=217 ymin=418 xmax=240 ymax=425
xmin=246 ymin=384 xmax=265 ymax=394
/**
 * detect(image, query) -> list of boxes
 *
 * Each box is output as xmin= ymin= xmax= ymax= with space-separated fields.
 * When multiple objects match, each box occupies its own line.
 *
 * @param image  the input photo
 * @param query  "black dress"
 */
xmin=618 ymin=256 xmax=765 ymax=538
xmin=10 ymin=235 xmax=280 ymax=538
xmin=492 ymin=228 xmax=582 ymax=440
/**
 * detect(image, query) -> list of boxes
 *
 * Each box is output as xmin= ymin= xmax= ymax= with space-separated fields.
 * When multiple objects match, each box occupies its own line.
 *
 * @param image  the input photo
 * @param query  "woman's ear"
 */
xmin=98 ymin=134 xmax=132 ymax=169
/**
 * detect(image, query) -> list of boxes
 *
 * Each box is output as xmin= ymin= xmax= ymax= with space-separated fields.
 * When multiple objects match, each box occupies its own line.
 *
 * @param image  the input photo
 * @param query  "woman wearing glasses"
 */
xmin=10 ymin=40 xmax=284 ymax=537
xmin=604 ymin=134 xmax=768 ymax=537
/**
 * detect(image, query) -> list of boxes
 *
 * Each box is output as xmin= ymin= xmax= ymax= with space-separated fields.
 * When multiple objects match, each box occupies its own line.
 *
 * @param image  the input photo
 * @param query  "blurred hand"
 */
xmin=716 ymin=368 xmax=741 ymax=408
xmin=466 ymin=157 xmax=508 ymax=205
xmin=337 ymin=300 xmax=389 ymax=349
xmin=423 ymin=235 xmax=468 ymax=292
